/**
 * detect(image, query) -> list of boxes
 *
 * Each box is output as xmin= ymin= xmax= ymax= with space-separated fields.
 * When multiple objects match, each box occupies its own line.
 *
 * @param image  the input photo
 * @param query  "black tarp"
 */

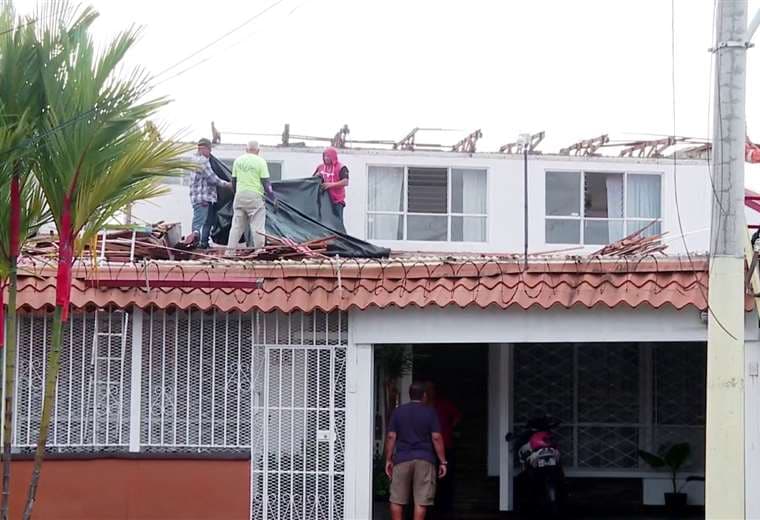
xmin=208 ymin=155 xmax=390 ymax=258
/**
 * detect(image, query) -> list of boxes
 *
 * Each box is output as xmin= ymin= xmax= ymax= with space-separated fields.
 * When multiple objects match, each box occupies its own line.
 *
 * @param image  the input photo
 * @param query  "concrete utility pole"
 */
xmin=706 ymin=1 xmax=747 ymax=517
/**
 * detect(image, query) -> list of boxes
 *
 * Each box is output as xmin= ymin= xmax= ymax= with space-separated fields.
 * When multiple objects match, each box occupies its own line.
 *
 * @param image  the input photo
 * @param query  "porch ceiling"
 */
xmin=10 ymin=255 xmax=743 ymax=314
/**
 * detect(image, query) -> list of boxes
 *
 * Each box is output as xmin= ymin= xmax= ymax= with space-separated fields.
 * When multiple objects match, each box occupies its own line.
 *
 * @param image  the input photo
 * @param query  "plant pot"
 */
xmin=664 ymin=492 xmax=687 ymax=512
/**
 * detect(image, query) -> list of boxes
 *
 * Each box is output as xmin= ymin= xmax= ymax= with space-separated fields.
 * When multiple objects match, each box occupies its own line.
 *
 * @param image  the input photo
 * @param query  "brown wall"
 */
xmin=7 ymin=459 xmax=249 ymax=520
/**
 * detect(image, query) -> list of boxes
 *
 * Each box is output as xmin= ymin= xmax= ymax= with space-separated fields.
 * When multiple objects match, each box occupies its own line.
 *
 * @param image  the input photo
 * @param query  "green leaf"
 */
xmin=664 ymin=443 xmax=691 ymax=472
xmin=638 ymin=449 xmax=666 ymax=469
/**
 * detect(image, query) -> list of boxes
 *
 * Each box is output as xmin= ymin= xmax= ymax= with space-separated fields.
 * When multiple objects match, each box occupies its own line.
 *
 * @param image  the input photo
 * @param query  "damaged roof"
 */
xmin=10 ymin=255 xmax=738 ymax=314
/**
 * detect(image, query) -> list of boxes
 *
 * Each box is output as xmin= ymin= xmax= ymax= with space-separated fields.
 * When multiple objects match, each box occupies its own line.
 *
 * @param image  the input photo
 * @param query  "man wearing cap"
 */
xmin=227 ymin=140 xmax=275 ymax=253
xmin=188 ymin=138 xmax=230 ymax=248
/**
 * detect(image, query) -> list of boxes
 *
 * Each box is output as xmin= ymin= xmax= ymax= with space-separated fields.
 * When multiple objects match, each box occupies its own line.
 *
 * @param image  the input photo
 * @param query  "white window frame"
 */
xmin=544 ymin=170 xmax=663 ymax=246
xmin=366 ymin=164 xmax=489 ymax=242
xmin=265 ymin=160 xmax=284 ymax=181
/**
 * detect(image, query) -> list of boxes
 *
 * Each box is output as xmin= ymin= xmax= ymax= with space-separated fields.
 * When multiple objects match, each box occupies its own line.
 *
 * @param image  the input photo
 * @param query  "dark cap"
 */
xmin=197 ymin=138 xmax=212 ymax=148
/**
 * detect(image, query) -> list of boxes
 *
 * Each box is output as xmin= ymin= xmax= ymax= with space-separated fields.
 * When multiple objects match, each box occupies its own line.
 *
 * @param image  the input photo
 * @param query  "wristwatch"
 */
xmin=440 ymin=461 xmax=448 ymax=465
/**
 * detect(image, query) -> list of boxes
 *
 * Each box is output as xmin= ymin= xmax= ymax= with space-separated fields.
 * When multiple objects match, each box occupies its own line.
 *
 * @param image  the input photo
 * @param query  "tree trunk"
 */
xmin=0 ymin=261 xmax=17 ymax=520
xmin=21 ymin=305 xmax=63 ymax=520
xmin=2 ymin=170 xmax=21 ymax=520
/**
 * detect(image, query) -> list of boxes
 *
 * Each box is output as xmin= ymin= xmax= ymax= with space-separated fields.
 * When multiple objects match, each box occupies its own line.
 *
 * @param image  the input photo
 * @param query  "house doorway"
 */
xmin=372 ymin=344 xmax=499 ymax=519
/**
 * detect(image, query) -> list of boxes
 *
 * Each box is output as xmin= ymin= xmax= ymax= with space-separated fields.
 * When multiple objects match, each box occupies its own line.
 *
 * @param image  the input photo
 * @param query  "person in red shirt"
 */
xmin=426 ymin=382 xmax=462 ymax=515
xmin=313 ymin=147 xmax=349 ymax=225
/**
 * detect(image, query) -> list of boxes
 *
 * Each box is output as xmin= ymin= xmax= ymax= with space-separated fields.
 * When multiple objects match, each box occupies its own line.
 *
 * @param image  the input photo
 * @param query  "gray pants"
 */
xmin=227 ymin=191 xmax=266 ymax=252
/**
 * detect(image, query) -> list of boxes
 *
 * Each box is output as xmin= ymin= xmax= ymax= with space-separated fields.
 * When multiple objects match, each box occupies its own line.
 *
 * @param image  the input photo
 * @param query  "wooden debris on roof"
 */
xmin=592 ymin=224 xmax=668 ymax=257
xmin=24 ymin=223 xmax=183 ymax=262
xmin=225 ymin=235 xmax=335 ymax=260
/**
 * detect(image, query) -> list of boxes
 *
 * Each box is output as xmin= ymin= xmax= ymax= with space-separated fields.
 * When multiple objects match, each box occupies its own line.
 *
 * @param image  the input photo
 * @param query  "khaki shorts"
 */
xmin=389 ymin=460 xmax=437 ymax=506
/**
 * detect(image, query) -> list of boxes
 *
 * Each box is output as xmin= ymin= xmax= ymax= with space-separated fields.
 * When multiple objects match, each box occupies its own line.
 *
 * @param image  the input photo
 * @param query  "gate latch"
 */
xmin=316 ymin=430 xmax=333 ymax=443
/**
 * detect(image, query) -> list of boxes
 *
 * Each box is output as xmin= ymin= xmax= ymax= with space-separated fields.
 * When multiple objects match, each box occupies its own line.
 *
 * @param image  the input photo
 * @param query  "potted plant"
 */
xmin=638 ymin=442 xmax=704 ymax=512
xmin=373 ymin=453 xmax=391 ymax=500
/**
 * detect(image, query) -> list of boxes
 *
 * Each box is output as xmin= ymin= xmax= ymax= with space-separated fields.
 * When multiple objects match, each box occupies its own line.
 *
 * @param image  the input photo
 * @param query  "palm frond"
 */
xmin=30 ymin=3 xmax=192 ymax=249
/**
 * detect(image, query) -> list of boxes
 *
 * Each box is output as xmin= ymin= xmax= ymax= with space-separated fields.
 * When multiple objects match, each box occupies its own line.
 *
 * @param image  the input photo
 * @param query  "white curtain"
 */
xmin=605 ymin=174 xmax=624 ymax=241
xmin=454 ymin=169 xmax=487 ymax=241
xmin=368 ymin=166 xmax=404 ymax=239
xmin=627 ymin=174 xmax=661 ymax=219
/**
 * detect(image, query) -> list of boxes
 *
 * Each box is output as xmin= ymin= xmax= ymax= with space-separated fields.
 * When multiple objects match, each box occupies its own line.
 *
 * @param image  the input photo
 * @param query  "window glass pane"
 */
xmin=266 ymin=162 xmax=282 ymax=181
xmin=452 ymin=216 xmax=486 ymax=242
xmin=546 ymin=172 xmax=581 ymax=216
xmin=407 ymin=215 xmax=447 ymax=241
xmin=545 ymin=219 xmax=580 ymax=244
xmin=584 ymin=172 xmax=624 ymax=218
xmin=451 ymin=169 xmax=487 ymax=214
xmin=626 ymin=220 xmax=661 ymax=237
xmin=408 ymin=168 xmax=447 ymax=214
xmin=368 ymin=214 xmax=404 ymax=240
xmin=584 ymin=220 xmax=625 ymax=245
xmin=368 ymin=166 xmax=405 ymax=212
xmin=627 ymin=174 xmax=661 ymax=219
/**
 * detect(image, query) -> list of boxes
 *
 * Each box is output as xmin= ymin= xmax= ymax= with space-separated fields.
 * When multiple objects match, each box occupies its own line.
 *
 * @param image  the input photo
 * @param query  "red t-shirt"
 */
xmin=434 ymin=399 xmax=462 ymax=450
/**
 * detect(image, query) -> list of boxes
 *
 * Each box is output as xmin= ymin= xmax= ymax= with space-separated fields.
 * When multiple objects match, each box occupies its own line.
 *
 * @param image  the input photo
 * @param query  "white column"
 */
xmin=128 ymin=308 xmax=143 ymax=452
xmin=498 ymin=343 xmax=513 ymax=511
xmin=344 ymin=341 xmax=373 ymax=520
xmin=746 ymin=337 xmax=760 ymax=519
xmin=487 ymin=344 xmax=500 ymax=477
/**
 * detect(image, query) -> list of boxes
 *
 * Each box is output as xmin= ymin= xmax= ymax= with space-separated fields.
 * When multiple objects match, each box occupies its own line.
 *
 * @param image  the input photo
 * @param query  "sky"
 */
xmin=10 ymin=0 xmax=760 ymax=163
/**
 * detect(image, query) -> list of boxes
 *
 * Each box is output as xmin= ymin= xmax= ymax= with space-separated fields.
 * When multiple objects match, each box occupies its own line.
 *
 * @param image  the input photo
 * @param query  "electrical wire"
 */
xmin=0 ymin=106 xmax=100 ymax=160
xmin=151 ymin=0 xmax=288 ymax=81
xmin=671 ymin=0 xmax=737 ymax=340
xmin=0 ymin=16 xmax=37 ymax=36
xmin=151 ymin=0 xmax=306 ymax=88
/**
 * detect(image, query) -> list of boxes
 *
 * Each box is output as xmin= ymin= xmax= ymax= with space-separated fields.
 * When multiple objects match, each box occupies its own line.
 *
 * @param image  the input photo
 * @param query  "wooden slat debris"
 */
xmin=591 ymin=223 xmax=668 ymax=257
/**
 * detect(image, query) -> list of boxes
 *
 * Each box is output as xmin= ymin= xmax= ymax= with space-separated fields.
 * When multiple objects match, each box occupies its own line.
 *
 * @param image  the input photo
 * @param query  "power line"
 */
xmin=0 ymin=16 xmax=37 ymax=36
xmin=152 ymin=0 xmax=288 ymax=80
xmin=0 ymin=107 xmax=99 ymax=160
xmin=670 ymin=0 xmax=737 ymax=340
xmin=152 ymin=0 xmax=305 ymax=88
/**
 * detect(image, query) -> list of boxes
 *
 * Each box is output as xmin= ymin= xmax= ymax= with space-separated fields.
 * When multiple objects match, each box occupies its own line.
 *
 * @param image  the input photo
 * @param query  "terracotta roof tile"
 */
xmin=7 ymin=255 xmax=741 ymax=313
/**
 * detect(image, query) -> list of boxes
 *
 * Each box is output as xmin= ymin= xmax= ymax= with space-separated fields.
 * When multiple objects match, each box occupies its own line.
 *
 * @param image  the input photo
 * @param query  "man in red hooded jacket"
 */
xmin=313 ymin=147 xmax=349 ymax=224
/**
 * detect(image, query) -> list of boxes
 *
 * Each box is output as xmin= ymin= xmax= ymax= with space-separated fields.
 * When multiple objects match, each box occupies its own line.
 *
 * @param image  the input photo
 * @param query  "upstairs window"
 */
xmin=545 ymin=171 xmax=661 ymax=245
xmin=367 ymin=166 xmax=487 ymax=242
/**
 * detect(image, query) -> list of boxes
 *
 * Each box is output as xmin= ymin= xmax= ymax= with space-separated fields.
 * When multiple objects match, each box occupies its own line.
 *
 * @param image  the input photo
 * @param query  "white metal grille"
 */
xmin=10 ymin=309 xmax=131 ymax=452
xmin=251 ymin=312 xmax=347 ymax=520
xmin=141 ymin=308 xmax=252 ymax=452
xmin=8 ymin=308 xmax=349 ymax=518
xmin=514 ymin=342 xmax=706 ymax=472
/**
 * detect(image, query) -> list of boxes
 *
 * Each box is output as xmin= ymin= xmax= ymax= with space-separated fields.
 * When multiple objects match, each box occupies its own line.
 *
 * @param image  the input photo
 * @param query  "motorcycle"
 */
xmin=506 ymin=415 xmax=566 ymax=517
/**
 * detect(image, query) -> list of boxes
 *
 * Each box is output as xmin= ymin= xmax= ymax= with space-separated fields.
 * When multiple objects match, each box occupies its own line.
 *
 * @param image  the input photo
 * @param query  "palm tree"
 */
xmin=22 ymin=3 xmax=190 ymax=517
xmin=0 ymin=5 xmax=49 ymax=519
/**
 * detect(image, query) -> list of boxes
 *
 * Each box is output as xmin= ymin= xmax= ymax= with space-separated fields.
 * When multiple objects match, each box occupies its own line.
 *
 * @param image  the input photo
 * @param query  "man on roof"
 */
xmin=188 ymin=138 xmax=230 ymax=248
xmin=313 ymin=147 xmax=349 ymax=225
xmin=227 ymin=140 xmax=275 ymax=254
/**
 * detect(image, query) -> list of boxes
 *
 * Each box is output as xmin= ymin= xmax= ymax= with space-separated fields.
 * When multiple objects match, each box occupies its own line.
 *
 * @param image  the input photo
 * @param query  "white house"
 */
xmin=5 ymin=144 xmax=760 ymax=520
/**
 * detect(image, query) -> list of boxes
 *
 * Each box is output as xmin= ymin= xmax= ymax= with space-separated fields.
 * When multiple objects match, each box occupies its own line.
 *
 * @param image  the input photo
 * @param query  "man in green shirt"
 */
xmin=227 ymin=141 xmax=275 ymax=253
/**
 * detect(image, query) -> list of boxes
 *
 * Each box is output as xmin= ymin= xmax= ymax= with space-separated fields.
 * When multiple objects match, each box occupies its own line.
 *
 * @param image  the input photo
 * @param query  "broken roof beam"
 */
xmin=559 ymin=134 xmax=609 ymax=156
xmin=394 ymin=127 xmax=419 ymax=150
xmin=672 ymin=143 xmax=711 ymax=159
xmin=331 ymin=124 xmax=350 ymax=148
xmin=618 ymin=136 xmax=683 ymax=158
xmin=451 ymin=129 xmax=483 ymax=153
xmin=500 ymin=131 xmax=545 ymax=154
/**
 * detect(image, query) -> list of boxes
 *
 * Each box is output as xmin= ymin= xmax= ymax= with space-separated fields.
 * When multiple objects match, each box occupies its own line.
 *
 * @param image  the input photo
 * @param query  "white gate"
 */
xmin=251 ymin=312 xmax=347 ymax=520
